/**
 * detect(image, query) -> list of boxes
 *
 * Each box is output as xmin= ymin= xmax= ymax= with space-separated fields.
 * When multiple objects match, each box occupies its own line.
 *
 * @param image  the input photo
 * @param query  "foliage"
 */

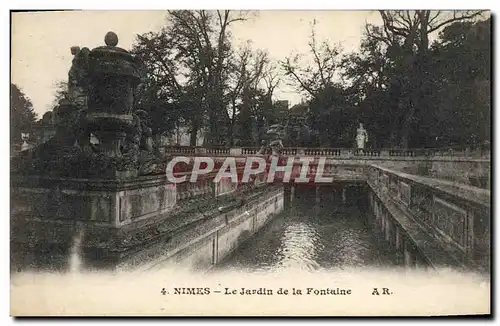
xmin=39 ymin=10 xmax=491 ymax=150
xmin=340 ymin=10 xmax=489 ymax=148
xmin=280 ymin=19 xmax=347 ymax=147
xmin=425 ymin=18 xmax=491 ymax=146
xmin=10 ymin=83 xmax=38 ymax=145
xmin=132 ymin=10 xmax=280 ymax=147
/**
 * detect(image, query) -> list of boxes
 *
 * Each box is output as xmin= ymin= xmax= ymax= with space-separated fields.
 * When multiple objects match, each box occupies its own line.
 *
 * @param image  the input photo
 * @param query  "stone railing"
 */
xmin=205 ymin=147 xmax=231 ymax=155
xmin=160 ymin=146 xmax=491 ymax=159
xmin=164 ymin=146 xmax=196 ymax=155
xmin=241 ymin=147 xmax=259 ymax=155
xmin=367 ymin=164 xmax=490 ymax=271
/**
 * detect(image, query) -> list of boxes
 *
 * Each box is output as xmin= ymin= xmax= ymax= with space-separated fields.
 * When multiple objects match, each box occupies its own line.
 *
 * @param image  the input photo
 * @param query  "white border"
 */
xmin=2 ymin=1 xmax=498 ymax=324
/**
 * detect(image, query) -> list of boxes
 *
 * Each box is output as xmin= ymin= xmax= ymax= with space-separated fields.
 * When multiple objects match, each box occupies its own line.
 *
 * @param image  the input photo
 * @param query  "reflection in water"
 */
xmin=218 ymin=197 xmax=400 ymax=273
xmin=276 ymin=222 xmax=321 ymax=271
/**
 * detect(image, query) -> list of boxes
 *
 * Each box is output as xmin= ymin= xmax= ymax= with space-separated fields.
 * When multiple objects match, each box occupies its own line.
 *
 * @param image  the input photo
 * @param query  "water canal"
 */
xmin=218 ymin=186 xmax=401 ymax=272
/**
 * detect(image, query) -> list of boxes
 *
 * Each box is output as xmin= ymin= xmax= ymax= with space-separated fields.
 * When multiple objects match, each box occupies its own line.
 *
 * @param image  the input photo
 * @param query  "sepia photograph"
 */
xmin=9 ymin=8 xmax=491 ymax=316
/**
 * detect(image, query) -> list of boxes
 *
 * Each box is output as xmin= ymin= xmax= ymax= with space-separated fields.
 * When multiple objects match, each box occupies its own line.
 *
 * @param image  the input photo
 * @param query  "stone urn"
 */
xmin=86 ymin=31 xmax=142 ymax=158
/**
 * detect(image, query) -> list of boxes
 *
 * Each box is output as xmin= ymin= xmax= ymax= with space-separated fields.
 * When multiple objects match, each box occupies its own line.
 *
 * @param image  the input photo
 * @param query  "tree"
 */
xmin=281 ymin=19 xmax=342 ymax=98
xmin=424 ymin=18 xmax=491 ymax=146
xmin=226 ymin=44 xmax=269 ymax=146
xmin=10 ymin=83 xmax=38 ymax=145
xmin=132 ymin=29 xmax=185 ymax=140
xmin=50 ymin=80 xmax=70 ymax=108
xmin=281 ymin=19 xmax=346 ymax=146
xmin=235 ymin=53 xmax=281 ymax=146
xmin=364 ymin=10 xmax=486 ymax=147
xmin=132 ymin=10 xmax=253 ymax=146
xmin=260 ymin=63 xmax=282 ymax=125
xmin=132 ymin=10 xmax=283 ymax=147
xmin=166 ymin=10 xmax=249 ymax=146
xmin=341 ymin=28 xmax=398 ymax=147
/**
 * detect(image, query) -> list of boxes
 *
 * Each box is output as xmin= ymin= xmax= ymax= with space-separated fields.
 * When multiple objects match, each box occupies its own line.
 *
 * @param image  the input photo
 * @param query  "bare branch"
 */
xmin=427 ymin=10 xmax=484 ymax=33
xmin=280 ymin=58 xmax=316 ymax=97
xmin=428 ymin=10 xmax=442 ymax=25
xmin=365 ymin=24 xmax=393 ymax=47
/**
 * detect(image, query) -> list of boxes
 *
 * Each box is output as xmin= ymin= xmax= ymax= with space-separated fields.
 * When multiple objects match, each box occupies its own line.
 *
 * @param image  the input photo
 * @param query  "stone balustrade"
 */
xmin=367 ymin=164 xmax=490 ymax=272
xmin=160 ymin=146 xmax=491 ymax=159
xmin=164 ymin=146 xmax=196 ymax=155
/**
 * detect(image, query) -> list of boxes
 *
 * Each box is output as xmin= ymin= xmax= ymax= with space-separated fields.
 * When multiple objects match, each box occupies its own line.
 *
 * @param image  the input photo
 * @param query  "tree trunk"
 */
xmin=190 ymin=123 xmax=198 ymax=147
xmin=400 ymin=100 xmax=416 ymax=149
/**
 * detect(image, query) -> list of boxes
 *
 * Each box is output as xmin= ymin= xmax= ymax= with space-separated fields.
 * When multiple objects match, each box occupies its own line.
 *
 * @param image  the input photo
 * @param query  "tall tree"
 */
xmin=226 ymin=44 xmax=269 ymax=146
xmin=132 ymin=29 xmax=185 ymax=140
xmin=10 ymin=83 xmax=38 ymax=145
xmin=424 ymin=18 xmax=491 ymax=146
xmin=133 ymin=10 xmax=250 ymax=146
xmin=281 ymin=19 xmax=341 ymax=98
xmin=167 ymin=10 xmax=248 ymax=146
xmin=50 ymin=80 xmax=70 ymax=108
xmin=281 ymin=19 xmax=345 ymax=146
xmin=341 ymin=28 xmax=397 ymax=147
xmin=365 ymin=10 xmax=485 ymax=147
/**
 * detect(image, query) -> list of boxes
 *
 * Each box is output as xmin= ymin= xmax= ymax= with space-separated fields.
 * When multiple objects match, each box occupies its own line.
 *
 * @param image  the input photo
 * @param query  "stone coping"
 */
xmin=369 ymin=182 xmax=469 ymax=271
xmin=10 ymin=170 xmax=233 ymax=191
xmin=164 ymin=147 xmax=490 ymax=161
xmin=123 ymin=186 xmax=283 ymax=271
xmin=165 ymin=152 xmax=490 ymax=160
xmin=114 ymin=185 xmax=282 ymax=254
xmin=370 ymin=164 xmax=490 ymax=208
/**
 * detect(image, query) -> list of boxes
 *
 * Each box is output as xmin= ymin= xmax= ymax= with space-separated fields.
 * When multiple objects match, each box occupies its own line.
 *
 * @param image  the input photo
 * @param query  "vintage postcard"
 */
xmin=10 ymin=9 xmax=491 ymax=316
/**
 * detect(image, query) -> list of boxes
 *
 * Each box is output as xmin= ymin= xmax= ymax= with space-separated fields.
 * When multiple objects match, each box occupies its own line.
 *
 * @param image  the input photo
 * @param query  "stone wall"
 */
xmin=375 ymin=158 xmax=490 ymax=189
xmin=10 ymin=170 xmax=277 ymax=272
xmin=129 ymin=187 xmax=284 ymax=272
xmin=366 ymin=165 xmax=490 ymax=273
xmin=11 ymin=175 xmax=178 ymax=228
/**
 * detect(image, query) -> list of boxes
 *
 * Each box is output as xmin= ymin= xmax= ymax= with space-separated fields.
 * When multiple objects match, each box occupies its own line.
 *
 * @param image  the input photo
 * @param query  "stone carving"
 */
xmin=266 ymin=124 xmax=285 ymax=156
xmin=410 ymin=185 xmax=434 ymax=224
xmin=12 ymin=32 xmax=163 ymax=179
xmin=388 ymin=177 xmax=399 ymax=198
xmin=27 ymin=44 xmax=93 ymax=161
xmin=134 ymin=110 xmax=162 ymax=175
xmin=20 ymin=133 xmax=30 ymax=151
xmin=17 ymin=43 xmax=94 ymax=174
xmin=433 ymin=196 xmax=467 ymax=247
xmin=399 ymin=181 xmax=411 ymax=206
xmin=68 ymin=46 xmax=90 ymax=108
xmin=256 ymin=125 xmax=285 ymax=156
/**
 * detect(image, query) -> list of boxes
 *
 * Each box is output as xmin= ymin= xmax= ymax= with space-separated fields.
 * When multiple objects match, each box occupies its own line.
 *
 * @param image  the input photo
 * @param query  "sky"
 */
xmin=11 ymin=10 xmax=382 ymax=118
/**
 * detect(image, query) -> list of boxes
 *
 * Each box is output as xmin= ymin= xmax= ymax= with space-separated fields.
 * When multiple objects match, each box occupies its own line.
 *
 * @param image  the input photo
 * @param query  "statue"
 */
xmin=356 ymin=123 xmax=368 ymax=152
xmin=57 ymin=45 xmax=92 ymax=152
xmin=133 ymin=110 xmax=162 ymax=175
xmin=256 ymin=124 xmax=286 ymax=156
xmin=20 ymin=133 xmax=30 ymax=151
xmin=267 ymin=124 xmax=285 ymax=156
xmin=68 ymin=46 xmax=90 ymax=108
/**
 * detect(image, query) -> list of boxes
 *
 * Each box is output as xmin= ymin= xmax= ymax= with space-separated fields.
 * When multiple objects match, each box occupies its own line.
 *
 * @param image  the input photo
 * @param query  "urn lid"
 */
xmin=90 ymin=31 xmax=134 ymax=60
xmin=89 ymin=31 xmax=142 ymax=80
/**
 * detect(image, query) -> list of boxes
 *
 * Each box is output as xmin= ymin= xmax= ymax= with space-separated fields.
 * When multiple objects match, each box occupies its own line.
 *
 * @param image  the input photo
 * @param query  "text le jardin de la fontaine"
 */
xmin=161 ymin=287 xmax=393 ymax=296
